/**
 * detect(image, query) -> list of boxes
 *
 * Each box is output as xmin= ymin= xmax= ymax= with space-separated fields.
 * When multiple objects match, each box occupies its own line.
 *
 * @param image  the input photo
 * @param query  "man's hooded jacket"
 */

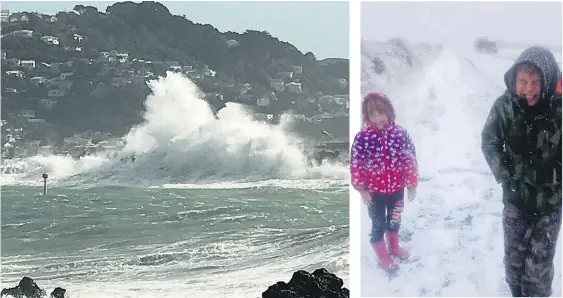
xmin=481 ymin=46 xmax=562 ymax=215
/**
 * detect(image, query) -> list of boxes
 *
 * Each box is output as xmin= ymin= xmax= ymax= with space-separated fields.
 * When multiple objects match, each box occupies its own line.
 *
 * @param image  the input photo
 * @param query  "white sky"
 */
xmin=361 ymin=1 xmax=562 ymax=47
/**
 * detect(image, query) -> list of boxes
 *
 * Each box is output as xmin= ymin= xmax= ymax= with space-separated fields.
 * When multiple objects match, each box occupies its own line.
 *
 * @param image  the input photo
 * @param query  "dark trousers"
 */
xmin=368 ymin=189 xmax=405 ymax=243
xmin=502 ymin=203 xmax=562 ymax=297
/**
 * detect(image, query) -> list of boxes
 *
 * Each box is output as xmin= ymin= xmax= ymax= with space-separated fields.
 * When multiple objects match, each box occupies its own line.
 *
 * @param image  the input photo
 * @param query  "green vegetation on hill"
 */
xmin=1 ymin=1 xmax=349 ymax=142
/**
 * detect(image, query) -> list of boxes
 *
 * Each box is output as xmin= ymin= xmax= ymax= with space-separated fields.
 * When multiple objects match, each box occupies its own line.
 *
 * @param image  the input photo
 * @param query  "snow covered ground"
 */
xmin=355 ymin=41 xmax=563 ymax=296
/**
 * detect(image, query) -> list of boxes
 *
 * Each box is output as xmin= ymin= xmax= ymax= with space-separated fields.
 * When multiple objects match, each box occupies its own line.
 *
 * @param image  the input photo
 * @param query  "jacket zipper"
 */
xmin=382 ymin=128 xmax=390 ymax=193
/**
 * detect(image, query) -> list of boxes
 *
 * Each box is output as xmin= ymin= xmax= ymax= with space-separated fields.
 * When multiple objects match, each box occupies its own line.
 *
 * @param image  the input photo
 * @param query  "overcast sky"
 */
xmin=2 ymin=1 xmax=349 ymax=59
xmin=361 ymin=2 xmax=562 ymax=47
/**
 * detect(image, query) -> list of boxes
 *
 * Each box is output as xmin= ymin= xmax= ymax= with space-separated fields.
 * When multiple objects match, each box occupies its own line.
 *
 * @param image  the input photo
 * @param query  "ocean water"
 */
xmin=1 ymin=72 xmax=350 ymax=297
xmin=2 ymin=183 xmax=348 ymax=297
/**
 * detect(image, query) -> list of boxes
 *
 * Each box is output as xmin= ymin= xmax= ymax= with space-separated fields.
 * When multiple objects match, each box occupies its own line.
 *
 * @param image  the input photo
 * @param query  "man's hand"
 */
xmin=360 ymin=191 xmax=372 ymax=207
xmin=407 ymin=186 xmax=417 ymax=202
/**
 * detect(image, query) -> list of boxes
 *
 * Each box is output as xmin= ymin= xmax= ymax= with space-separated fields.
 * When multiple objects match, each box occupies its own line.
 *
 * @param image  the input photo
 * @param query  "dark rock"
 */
xmin=1 ymin=277 xmax=46 ymax=298
xmin=1 ymin=277 xmax=67 ymax=298
xmin=262 ymin=268 xmax=349 ymax=298
xmin=50 ymin=287 xmax=66 ymax=298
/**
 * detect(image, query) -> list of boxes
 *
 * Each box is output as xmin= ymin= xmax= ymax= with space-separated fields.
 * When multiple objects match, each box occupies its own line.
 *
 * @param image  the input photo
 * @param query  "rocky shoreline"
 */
xmin=2 ymin=268 xmax=349 ymax=298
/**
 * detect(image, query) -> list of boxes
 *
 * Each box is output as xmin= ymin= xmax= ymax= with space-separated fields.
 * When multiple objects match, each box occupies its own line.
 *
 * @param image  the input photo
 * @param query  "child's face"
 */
xmin=366 ymin=101 xmax=389 ymax=129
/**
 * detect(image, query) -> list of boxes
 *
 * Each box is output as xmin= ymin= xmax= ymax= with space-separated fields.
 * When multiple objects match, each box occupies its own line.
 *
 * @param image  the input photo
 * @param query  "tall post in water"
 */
xmin=42 ymin=172 xmax=48 ymax=195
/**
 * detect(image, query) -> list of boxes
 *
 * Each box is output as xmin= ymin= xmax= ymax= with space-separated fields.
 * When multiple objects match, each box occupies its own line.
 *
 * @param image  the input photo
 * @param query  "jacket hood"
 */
xmin=504 ymin=46 xmax=561 ymax=101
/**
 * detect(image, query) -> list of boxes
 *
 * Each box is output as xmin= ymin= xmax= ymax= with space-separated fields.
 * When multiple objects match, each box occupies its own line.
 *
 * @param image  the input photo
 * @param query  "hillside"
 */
xmin=0 ymin=1 xmax=349 ymax=151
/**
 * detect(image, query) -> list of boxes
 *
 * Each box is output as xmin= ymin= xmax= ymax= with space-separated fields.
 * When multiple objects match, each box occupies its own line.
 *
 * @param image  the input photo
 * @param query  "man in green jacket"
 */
xmin=481 ymin=46 xmax=562 ymax=297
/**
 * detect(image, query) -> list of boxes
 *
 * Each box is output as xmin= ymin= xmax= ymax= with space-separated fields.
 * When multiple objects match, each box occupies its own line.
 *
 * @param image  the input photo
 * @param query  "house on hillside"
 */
xmin=40 ymin=35 xmax=59 ymax=45
xmin=226 ymin=39 xmax=239 ymax=47
xmin=73 ymin=33 xmax=83 ymax=42
xmin=292 ymin=65 xmax=303 ymax=74
xmin=279 ymin=71 xmax=293 ymax=80
xmin=19 ymin=110 xmax=35 ymax=118
xmin=47 ymin=90 xmax=65 ymax=98
xmin=20 ymin=60 xmax=35 ymax=69
xmin=12 ymin=30 xmax=33 ymax=37
xmin=269 ymin=78 xmax=285 ymax=92
xmin=1 ymin=9 xmax=9 ymax=22
xmin=9 ymin=14 xmax=29 ymax=23
xmin=30 ymin=76 xmax=47 ymax=86
xmin=286 ymin=82 xmax=302 ymax=93
xmin=257 ymin=97 xmax=270 ymax=107
xmin=40 ymin=98 xmax=57 ymax=110
xmin=6 ymin=70 xmax=24 ymax=78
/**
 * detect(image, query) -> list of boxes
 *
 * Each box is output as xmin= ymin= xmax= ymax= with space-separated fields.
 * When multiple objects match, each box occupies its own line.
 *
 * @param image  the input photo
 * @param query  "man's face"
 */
xmin=515 ymin=69 xmax=541 ymax=106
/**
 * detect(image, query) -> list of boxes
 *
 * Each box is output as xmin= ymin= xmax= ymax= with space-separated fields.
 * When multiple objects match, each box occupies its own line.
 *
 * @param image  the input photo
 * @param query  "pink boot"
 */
xmin=371 ymin=239 xmax=398 ymax=272
xmin=386 ymin=231 xmax=410 ymax=260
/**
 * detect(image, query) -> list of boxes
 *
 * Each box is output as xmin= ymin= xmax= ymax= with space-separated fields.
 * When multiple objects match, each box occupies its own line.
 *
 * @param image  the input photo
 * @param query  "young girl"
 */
xmin=350 ymin=92 xmax=419 ymax=273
